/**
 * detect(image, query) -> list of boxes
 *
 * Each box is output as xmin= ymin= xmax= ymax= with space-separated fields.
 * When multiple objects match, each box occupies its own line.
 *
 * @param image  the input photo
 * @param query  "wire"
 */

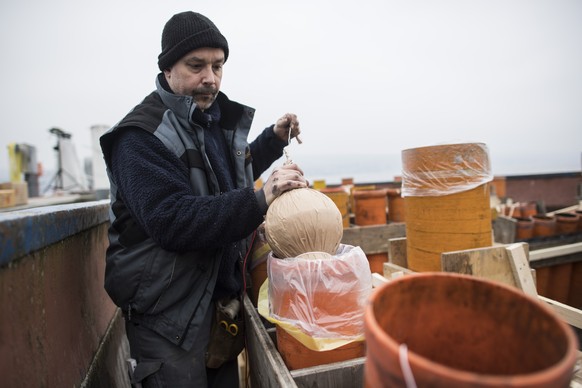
xmin=240 ymin=229 xmax=257 ymax=388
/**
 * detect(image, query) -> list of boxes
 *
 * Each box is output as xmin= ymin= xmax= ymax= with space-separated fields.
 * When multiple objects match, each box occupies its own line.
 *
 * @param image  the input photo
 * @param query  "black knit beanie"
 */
xmin=157 ymin=11 xmax=229 ymax=71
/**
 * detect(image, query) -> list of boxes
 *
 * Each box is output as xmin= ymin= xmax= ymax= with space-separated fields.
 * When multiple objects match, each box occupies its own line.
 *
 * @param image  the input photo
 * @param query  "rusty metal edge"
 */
xmin=0 ymin=199 xmax=110 ymax=266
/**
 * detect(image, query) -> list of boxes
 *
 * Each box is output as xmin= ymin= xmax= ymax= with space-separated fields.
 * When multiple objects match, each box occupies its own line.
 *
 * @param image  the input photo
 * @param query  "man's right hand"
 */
xmin=262 ymin=163 xmax=308 ymax=206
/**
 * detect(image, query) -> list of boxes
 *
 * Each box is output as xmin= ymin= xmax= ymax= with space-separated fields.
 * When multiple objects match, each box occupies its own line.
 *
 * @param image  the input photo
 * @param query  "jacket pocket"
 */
xmin=146 ymin=251 xmax=208 ymax=315
xmin=105 ymin=238 xmax=175 ymax=313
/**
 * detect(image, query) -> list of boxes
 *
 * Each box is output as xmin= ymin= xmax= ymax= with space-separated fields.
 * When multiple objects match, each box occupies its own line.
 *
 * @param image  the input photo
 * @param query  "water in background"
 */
xmin=266 ymin=152 xmax=403 ymax=185
xmin=263 ymin=150 xmax=581 ymax=186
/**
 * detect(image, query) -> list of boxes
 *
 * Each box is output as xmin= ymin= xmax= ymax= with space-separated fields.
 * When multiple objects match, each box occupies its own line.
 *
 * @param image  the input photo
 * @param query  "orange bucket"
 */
xmin=353 ymin=189 xmax=387 ymax=226
xmin=555 ymin=212 xmax=579 ymax=235
xmin=386 ymin=188 xmax=406 ymax=222
xmin=364 ymin=273 xmax=578 ymax=387
xmin=515 ymin=217 xmax=534 ymax=241
xmin=319 ymin=187 xmax=350 ymax=228
xmin=532 ymin=215 xmax=556 ymax=237
xmin=520 ymin=202 xmax=538 ymax=218
xmin=367 ymin=252 xmax=388 ymax=275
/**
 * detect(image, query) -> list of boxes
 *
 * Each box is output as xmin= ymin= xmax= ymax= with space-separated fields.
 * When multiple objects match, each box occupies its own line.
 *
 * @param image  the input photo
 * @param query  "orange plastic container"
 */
xmin=353 ymin=189 xmax=387 ymax=226
xmin=386 ymin=188 xmax=406 ymax=223
xmin=364 ymin=273 xmax=578 ymax=387
xmin=402 ymin=143 xmax=492 ymax=272
xmin=532 ymin=215 xmax=557 ymax=237
xmin=515 ymin=217 xmax=534 ymax=241
xmin=555 ymin=212 xmax=579 ymax=235
xmin=319 ymin=187 xmax=350 ymax=228
xmin=276 ymin=325 xmax=365 ymax=370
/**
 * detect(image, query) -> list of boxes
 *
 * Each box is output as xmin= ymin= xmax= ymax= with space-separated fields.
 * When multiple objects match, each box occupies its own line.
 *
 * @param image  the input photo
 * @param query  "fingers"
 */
xmin=263 ymin=163 xmax=308 ymax=206
xmin=274 ymin=113 xmax=302 ymax=143
xmin=275 ymin=162 xmax=305 ymax=176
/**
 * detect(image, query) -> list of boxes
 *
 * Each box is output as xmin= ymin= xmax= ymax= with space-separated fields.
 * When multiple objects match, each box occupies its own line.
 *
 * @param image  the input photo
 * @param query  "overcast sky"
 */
xmin=1 ymin=0 xmax=581 ymax=187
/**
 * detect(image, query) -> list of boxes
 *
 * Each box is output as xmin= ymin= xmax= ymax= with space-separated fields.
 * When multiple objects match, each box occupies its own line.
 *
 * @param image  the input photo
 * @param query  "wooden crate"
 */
xmin=341 ymin=223 xmax=405 ymax=255
xmin=243 ymin=295 xmax=365 ymax=388
xmin=0 ymin=182 xmax=28 ymax=206
xmin=0 ymin=189 xmax=15 ymax=208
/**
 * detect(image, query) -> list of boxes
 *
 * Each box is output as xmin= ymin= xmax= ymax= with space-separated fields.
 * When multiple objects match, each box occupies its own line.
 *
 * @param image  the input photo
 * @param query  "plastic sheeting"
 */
xmin=401 ymin=142 xmax=493 ymax=197
xmin=258 ymin=244 xmax=372 ymax=351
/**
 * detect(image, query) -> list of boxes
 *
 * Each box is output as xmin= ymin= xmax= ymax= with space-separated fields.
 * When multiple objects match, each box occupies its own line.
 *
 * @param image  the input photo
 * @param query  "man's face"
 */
xmin=163 ymin=47 xmax=224 ymax=110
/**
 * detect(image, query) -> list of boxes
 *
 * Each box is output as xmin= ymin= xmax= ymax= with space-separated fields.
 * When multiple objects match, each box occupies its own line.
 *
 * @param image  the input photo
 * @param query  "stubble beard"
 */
xmin=193 ymin=88 xmax=218 ymax=111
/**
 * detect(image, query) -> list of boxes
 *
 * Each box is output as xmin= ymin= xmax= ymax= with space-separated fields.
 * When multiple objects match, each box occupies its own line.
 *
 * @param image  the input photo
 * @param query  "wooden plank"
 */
xmin=506 ymin=243 xmax=538 ymax=297
xmin=546 ymin=204 xmax=581 ymax=217
xmin=539 ymin=296 xmax=582 ymax=330
xmin=291 ymin=357 xmax=365 ymax=388
xmin=341 ymin=223 xmax=405 ymax=255
xmin=372 ymin=272 xmax=390 ymax=288
xmin=0 ymin=182 xmax=27 ymax=205
xmin=0 ymin=189 xmax=15 ymax=208
xmin=388 ymin=237 xmax=407 ymax=268
xmin=383 ymin=262 xmax=414 ymax=280
xmin=243 ymin=295 xmax=297 ymax=388
xmin=530 ymin=242 xmax=582 ymax=262
xmin=441 ymin=245 xmax=519 ymax=288
xmin=572 ymin=352 xmax=582 ymax=387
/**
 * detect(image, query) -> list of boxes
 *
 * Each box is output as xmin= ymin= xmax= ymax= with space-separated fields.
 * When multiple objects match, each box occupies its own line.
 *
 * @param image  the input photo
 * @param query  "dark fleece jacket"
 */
xmin=109 ymin=111 xmax=285 ymax=298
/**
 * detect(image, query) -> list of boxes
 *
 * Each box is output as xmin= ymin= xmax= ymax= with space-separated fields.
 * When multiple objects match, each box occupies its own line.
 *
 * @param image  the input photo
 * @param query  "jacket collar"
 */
xmin=154 ymin=73 xmax=254 ymax=131
xmin=156 ymin=73 xmax=196 ymax=124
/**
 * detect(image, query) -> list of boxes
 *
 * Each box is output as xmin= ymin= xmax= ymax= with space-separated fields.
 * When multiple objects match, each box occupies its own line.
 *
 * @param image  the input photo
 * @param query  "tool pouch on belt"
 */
xmin=205 ymin=297 xmax=245 ymax=369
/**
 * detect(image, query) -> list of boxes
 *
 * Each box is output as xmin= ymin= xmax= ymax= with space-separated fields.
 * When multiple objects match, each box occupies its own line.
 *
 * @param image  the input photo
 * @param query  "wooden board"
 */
xmin=243 ymin=295 xmax=297 ymax=388
xmin=0 ymin=182 xmax=28 ymax=205
xmin=441 ymin=244 xmax=526 ymax=288
xmin=341 ymin=223 xmax=405 ymax=255
xmin=383 ymin=262 xmax=414 ymax=279
xmin=539 ymin=296 xmax=582 ymax=330
xmin=291 ymin=358 xmax=365 ymax=388
xmin=506 ymin=243 xmax=538 ymax=296
xmin=0 ymin=189 xmax=15 ymax=208
xmin=388 ymin=237 xmax=407 ymax=268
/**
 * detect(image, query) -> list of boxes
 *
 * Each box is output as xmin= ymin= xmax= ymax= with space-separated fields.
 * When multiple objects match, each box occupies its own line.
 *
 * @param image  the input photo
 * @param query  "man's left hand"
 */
xmin=273 ymin=113 xmax=302 ymax=144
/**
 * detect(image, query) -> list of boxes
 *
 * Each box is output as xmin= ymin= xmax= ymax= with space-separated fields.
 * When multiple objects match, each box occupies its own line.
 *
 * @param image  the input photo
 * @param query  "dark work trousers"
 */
xmin=125 ymin=304 xmax=239 ymax=388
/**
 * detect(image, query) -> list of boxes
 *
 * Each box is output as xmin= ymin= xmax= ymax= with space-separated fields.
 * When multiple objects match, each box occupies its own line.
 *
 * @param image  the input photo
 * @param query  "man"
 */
xmin=100 ymin=11 xmax=307 ymax=387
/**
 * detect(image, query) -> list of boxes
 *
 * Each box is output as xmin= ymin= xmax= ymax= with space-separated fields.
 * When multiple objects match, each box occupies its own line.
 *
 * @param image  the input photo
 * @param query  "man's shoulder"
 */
xmin=216 ymin=92 xmax=255 ymax=130
xmin=119 ymin=92 xmax=167 ymax=134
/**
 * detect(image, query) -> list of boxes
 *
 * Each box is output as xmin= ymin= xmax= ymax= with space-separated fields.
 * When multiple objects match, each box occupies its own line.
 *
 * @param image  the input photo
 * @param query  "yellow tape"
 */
xmin=251 ymin=243 xmax=271 ymax=261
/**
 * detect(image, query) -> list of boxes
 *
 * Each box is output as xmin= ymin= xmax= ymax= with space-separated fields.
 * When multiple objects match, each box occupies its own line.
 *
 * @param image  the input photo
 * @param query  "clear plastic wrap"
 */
xmin=401 ymin=142 xmax=493 ymax=197
xmin=257 ymin=244 xmax=372 ymax=351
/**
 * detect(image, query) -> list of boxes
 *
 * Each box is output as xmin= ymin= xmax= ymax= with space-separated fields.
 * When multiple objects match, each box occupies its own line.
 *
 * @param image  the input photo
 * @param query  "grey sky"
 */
xmin=1 ymin=0 xmax=581 ymax=186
